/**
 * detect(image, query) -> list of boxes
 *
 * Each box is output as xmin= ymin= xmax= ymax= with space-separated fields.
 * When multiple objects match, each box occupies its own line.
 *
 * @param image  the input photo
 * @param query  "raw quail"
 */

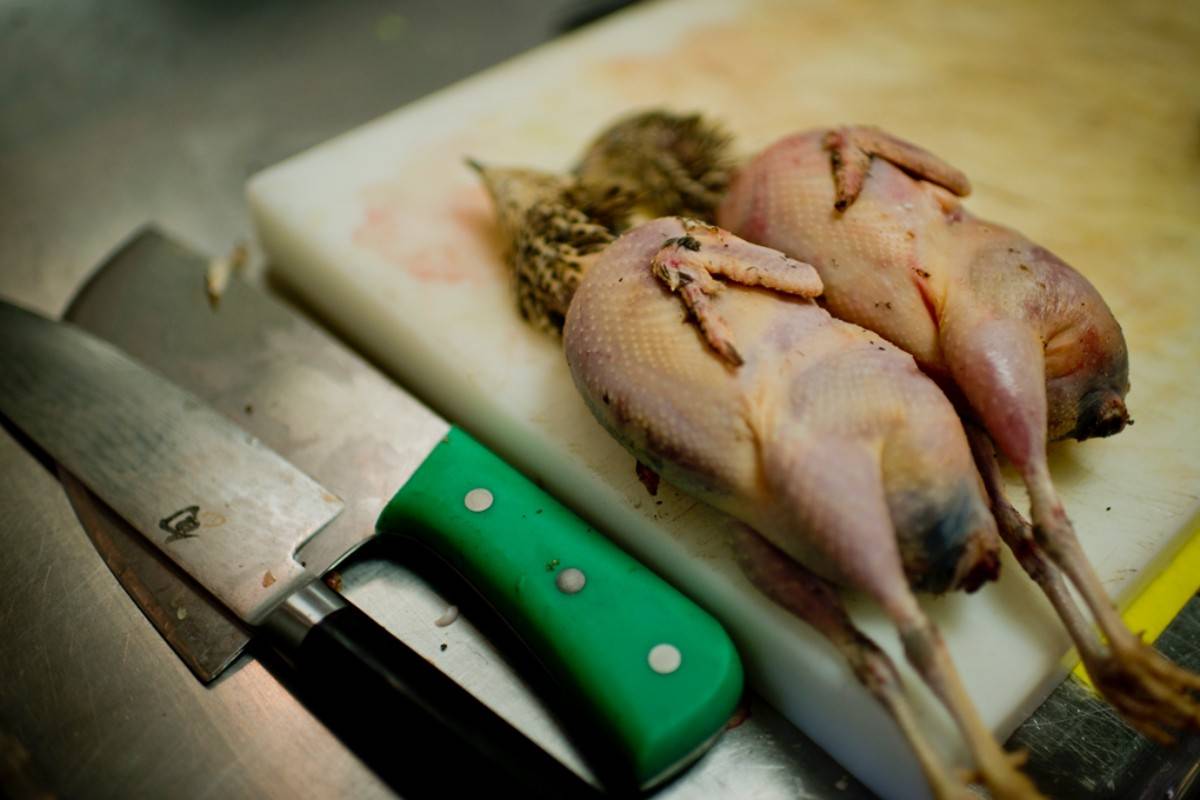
xmin=577 ymin=111 xmax=1200 ymax=742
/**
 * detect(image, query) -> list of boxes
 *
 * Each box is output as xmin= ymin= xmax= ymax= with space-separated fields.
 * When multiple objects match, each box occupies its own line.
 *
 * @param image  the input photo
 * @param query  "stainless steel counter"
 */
xmin=1 ymin=2 xmax=1196 ymax=799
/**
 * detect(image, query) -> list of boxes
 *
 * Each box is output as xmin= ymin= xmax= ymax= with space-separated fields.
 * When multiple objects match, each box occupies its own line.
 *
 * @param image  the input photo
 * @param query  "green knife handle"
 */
xmin=376 ymin=426 xmax=743 ymax=788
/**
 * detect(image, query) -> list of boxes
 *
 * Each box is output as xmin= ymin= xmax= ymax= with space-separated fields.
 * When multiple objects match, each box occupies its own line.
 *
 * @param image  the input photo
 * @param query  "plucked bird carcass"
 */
xmin=575 ymin=111 xmax=1200 ymax=743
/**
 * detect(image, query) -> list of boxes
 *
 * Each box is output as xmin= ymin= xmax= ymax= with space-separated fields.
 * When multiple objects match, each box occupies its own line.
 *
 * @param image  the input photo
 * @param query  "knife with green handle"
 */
xmin=0 ymin=236 xmax=742 ymax=791
xmin=380 ymin=426 xmax=742 ymax=784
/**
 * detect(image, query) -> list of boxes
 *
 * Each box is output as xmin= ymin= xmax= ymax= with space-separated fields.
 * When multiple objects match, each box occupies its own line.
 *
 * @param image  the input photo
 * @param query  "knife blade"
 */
xmin=60 ymin=229 xmax=459 ymax=683
xmin=0 ymin=256 xmax=742 ymax=790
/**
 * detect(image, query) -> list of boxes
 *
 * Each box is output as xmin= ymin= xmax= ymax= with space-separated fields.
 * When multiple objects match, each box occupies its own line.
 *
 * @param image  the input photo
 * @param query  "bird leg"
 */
xmin=948 ymin=319 xmax=1200 ymax=742
xmin=895 ymin=613 xmax=1039 ymax=799
xmin=1025 ymin=459 xmax=1200 ymax=742
xmin=759 ymin=439 xmax=1042 ymax=799
xmin=966 ymin=424 xmax=1109 ymax=666
xmin=823 ymin=126 xmax=972 ymax=212
xmin=650 ymin=222 xmax=823 ymax=366
xmin=731 ymin=525 xmax=975 ymax=800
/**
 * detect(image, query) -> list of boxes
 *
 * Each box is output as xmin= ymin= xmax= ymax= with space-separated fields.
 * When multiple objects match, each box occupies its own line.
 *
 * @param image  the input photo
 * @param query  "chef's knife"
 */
xmin=0 ymin=276 xmax=741 ymax=790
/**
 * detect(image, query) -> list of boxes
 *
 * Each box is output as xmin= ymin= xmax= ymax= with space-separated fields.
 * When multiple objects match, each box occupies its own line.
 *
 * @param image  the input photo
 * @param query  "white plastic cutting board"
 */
xmin=247 ymin=1 xmax=1200 ymax=797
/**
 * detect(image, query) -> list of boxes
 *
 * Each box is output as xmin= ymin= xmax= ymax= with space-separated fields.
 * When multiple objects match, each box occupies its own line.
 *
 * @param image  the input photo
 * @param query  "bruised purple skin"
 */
xmin=948 ymin=238 xmax=1130 ymax=448
xmin=1004 ymin=244 xmax=1129 ymax=442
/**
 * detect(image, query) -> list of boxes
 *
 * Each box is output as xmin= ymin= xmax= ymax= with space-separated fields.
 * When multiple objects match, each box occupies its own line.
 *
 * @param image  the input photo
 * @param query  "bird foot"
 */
xmin=957 ymin=749 xmax=1042 ymax=800
xmin=650 ymin=221 xmax=823 ymax=367
xmin=652 ymin=239 xmax=744 ymax=366
xmin=822 ymin=126 xmax=972 ymax=212
xmin=1085 ymin=635 xmax=1200 ymax=744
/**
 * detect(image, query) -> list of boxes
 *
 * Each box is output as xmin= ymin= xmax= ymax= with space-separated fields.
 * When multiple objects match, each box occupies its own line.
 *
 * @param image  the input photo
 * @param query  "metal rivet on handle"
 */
xmin=648 ymin=643 xmax=682 ymax=675
xmin=555 ymin=567 xmax=586 ymax=594
xmin=464 ymin=488 xmax=493 ymax=512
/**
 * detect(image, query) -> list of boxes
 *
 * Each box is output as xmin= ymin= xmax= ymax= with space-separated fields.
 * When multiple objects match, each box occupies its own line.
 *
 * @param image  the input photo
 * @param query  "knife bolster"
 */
xmin=263 ymin=581 xmax=347 ymax=660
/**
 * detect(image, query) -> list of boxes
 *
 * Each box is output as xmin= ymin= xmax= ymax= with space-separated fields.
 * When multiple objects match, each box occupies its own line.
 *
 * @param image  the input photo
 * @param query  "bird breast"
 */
xmin=563 ymin=218 xmax=999 ymax=592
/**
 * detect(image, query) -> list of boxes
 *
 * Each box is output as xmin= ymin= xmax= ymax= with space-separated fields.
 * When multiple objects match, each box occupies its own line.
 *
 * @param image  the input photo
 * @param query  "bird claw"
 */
xmin=1085 ymin=636 xmax=1200 ymax=744
xmin=651 ymin=246 xmax=744 ymax=367
xmin=649 ymin=221 xmax=824 ymax=367
xmin=823 ymin=126 xmax=972 ymax=212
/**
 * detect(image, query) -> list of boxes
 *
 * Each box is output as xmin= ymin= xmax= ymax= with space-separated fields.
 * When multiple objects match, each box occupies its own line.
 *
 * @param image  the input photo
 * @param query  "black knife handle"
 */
xmin=269 ymin=585 xmax=600 ymax=799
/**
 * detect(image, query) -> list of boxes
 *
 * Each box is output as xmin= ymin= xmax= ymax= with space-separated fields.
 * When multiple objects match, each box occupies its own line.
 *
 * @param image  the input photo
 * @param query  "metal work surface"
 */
xmin=0 ymin=301 xmax=344 ymax=624
xmin=0 ymin=2 xmax=1196 ymax=799
xmin=1012 ymin=596 xmax=1200 ymax=799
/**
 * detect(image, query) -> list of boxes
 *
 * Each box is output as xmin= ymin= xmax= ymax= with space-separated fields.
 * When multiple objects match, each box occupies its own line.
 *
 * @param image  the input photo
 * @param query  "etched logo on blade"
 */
xmin=160 ymin=505 xmax=201 ymax=543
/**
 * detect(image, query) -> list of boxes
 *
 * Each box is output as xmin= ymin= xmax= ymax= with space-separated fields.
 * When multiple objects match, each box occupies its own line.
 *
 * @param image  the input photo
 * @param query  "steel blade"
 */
xmin=57 ymin=228 xmax=449 ymax=677
xmin=58 ymin=468 xmax=249 ymax=681
xmin=0 ymin=299 xmax=343 ymax=624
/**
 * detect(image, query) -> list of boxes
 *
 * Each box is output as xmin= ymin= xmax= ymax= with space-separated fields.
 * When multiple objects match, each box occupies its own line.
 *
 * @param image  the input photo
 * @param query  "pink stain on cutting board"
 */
xmin=353 ymin=169 xmax=507 ymax=285
xmin=586 ymin=13 xmax=825 ymax=135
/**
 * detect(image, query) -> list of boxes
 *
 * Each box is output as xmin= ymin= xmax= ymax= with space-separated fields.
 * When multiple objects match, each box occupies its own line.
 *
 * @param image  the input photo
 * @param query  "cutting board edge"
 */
xmin=243 ymin=0 xmax=742 ymax=198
